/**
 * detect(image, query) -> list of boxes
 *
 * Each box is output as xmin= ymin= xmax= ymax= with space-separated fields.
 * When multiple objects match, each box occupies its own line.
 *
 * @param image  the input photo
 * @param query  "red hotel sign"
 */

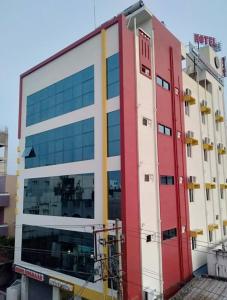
xmin=194 ymin=34 xmax=217 ymax=48
xmin=15 ymin=266 xmax=44 ymax=282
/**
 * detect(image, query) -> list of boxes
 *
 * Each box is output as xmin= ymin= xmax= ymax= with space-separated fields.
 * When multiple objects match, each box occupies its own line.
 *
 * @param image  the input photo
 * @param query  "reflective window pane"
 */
xmin=25 ymin=118 xmax=94 ymax=169
xmin=108 ymin=171 xmax=121 ymax=220
xmin=107 ymin=110 xmax=120 ymax=157
xmin=26 ymin=66 xmax=94 ymax=126
xmin=22 ymin=225 xmax=94 ymax=281
xmin=107 ymin=53 xmax=120 ymax=99
xmin=24 ymin=174 xmax=94 ymax=219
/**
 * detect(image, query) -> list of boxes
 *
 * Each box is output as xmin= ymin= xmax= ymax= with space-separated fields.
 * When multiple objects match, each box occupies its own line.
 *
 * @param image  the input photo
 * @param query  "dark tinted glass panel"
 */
xmin=156 ymin=76 xmax=163 ymax=87
xmin=158 ymin=124 xmax=165 ymax=134
xmin=108 ymin=171 xmax=121 ymax=220
xmin=22 ymin=225 xmax=94 ymax=281
xmin=107 ymin=110 xmax=120 ymax=157
xmin=165 ymin=127 xmax=171 ymax=136
xmin=160 ymin=176 xmax=174 ymax=185
xmin=163 ymin=228 xmax=177 ymax=240
xmin=25 ymin=118 xmax=94 ymax=168
xmin=156 ymin=76 xmax=170 ymax=91
xmin=107 ymin=53 xmax=120 ymax=99
xmin=163 ymin=81 xmax=170 ymax=90
xmin=167 ymin=176 xmax=174 ymax=185
xmin=24 ymin=174 xmax=94 ymax=218
xmin=26 ymin=66 xmax=94 ymax=126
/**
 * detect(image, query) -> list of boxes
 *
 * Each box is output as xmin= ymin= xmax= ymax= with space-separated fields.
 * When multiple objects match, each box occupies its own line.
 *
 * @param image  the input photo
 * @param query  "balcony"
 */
xmin=0 ymin=224 xmax=8 ymax=236
xmin=0 ymin=193 xmax=9 ymax=207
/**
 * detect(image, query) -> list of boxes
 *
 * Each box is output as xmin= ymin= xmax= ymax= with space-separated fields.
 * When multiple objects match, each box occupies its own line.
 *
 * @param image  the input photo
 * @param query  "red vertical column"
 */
xmin=118 ymin=15 xmax=143 ymax=300
xmin=153 ymin=16 xmax=192 ymax=298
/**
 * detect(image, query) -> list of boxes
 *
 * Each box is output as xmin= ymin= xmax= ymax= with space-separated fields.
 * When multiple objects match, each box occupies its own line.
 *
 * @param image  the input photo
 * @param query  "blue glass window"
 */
xmin=26 ymin=66 xmax=94 ymax=126
xmin=22 ymin=225 xmax=94 ymax=281
xmin=107 ymin=53 xmax=120 ymax=99
xmin=107 ymin=110 xmax=120 ymax=157
xmin=108 ymin=171 xmax=121 ymax=220
xmin=25 ymin=118 xmax=94 ymax=168
xmin=24 ymin=174 xmax=94 ymax=219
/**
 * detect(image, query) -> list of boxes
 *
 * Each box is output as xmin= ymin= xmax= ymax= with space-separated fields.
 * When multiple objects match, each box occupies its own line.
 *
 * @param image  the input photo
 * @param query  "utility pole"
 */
xmin=115 ymin=219 xmax=123 ymax=300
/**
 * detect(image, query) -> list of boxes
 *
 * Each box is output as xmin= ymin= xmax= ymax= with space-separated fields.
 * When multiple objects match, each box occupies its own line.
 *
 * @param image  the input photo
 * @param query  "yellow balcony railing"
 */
xmin=183 ymin=95 xmax=196 ymax=105
xmin=216 ymin=115 xmax=224 ymax=123
xmin=185 ymin=137 xmax=198 ymax=146
xmin=200 ymin=105 xmax=211 ymax=114
xmin=190 ymin=229 xmax=203 ymax=238
xmin=187 ymin=182 xmax=200 ymax=190
xmin=208 ymin=224 xmax=219 ymax=231
xmin=205 ymin=183 xmax=216 ymax=189
xmin=218 ymin=147 xmax=226 ymax=155
xmin=220 ymin=184 xmax=227 ymax=189
xmin=203 ymin=143 xmax=213 ymax=151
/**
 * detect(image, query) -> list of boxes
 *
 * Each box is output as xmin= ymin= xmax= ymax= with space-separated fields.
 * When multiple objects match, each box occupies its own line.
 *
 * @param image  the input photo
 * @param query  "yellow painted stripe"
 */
xmin=74 ymin=283 xmax=114 ymax=300
xmin=101 ymin=28 xmax=109 ymax=299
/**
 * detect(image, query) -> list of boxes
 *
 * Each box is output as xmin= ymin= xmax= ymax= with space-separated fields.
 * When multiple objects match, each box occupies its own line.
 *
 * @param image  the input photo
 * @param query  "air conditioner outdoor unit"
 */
xmin=185 ymin=88 xmax=192 ymax=96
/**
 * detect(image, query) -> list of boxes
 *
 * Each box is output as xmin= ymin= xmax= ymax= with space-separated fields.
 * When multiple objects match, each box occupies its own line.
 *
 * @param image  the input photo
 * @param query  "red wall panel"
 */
xmin=153 ymin=16 xmax=192 ymax=299
xmin=119 ymin=15 xmax=143 ymax=300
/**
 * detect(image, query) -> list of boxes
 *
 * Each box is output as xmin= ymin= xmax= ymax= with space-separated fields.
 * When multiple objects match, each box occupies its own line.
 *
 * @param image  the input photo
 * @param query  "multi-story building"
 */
xmin=0 ymin=129 xmax=17 ymax=237
xmin=0 ymin=175 xmax=17 ymax=237
xmin=0 ymin=128 xmax=8 ymax=176
xmin=14 ymin=1 xmax=226 ymax=300
xmin=183 ymin=44 xmax=227 ymax=271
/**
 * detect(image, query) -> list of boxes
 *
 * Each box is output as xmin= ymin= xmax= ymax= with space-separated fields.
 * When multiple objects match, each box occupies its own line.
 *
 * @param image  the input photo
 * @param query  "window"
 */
xmin=144 ymin=174 xmax=153 ymax=182
xmin=26 ymin=66 xmax=94 ymax=126
xmin=206 ymin=188 xmax=210 ymax=201
xmin=189 ymin=189 xmax=194 ymax=202
xmin=156 ymin=76 xmax=170 ymax=91
xmin=107 ymin=110 xmax=120 ymax=157
xmin=201 ymin=113 xmax=206 ymax=124
xmin=192 ymin=237 xmax=197 ymax=250
xmin=22 ymin=147 xmax=36 ymax=158
xmin=185 ymin=101 xmax=190 ymax=116
xmin=25 ymin=118 xmax=94 ymax=169
xmin=208 ymin=230 xmax=213 ymax=242
xmin=221 ymin=188 xmax=224 ymax=199
xmin=143 ymin=117 xmax=151 ymax=127
xmin=107 ymin=53 xmax=120 ymax=99
xmin=139 ymin=29 xmax=151 ymax=78
xmin=21 ymin=225 xmax=94 ymax=281
xmin=146 ymin=235 xmax=152 ymax=243
xmin=218 ymin=153 xmax=221 ymax=164
xmin=108 ymin=171 xmax=121 ymax=220
xmin=204 ymin=149 xmax=208 ymax=162
xmin=163 ymin=228 xmax=177 ymax=240
xmin=158 ymin=124 xmax=172 ymax=136
xmin=224 ymin=225 xmax=226 ymax=236
xmin=187 ymin=144 xmax=192 ymax=158
xmin=160 ymin=176 xmax=174 ymax=185
xmin=24 ymin=174 xmax=94 ymax=219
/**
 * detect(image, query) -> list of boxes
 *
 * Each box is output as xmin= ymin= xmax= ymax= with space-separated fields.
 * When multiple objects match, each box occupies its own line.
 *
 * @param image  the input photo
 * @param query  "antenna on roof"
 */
xmin=94 ymin=0 xmax=97 ymax=29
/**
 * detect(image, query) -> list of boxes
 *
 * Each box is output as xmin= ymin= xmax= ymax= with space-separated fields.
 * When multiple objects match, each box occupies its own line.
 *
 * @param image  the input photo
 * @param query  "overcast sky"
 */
xmin=0 ymin=0 xmax=227 ymax=174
